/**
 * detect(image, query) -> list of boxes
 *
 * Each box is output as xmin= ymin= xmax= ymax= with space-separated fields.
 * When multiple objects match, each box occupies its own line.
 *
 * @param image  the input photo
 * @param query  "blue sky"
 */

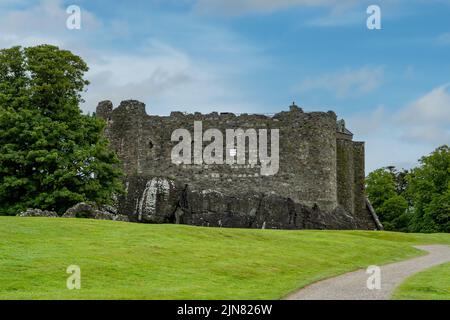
xmin=0 ymin=0 xmax=449 ymax=172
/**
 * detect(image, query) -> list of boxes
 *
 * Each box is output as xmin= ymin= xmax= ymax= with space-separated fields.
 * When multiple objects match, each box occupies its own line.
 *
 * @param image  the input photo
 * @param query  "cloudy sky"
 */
xmin=1 ymin=0 xmax=449 ymax=172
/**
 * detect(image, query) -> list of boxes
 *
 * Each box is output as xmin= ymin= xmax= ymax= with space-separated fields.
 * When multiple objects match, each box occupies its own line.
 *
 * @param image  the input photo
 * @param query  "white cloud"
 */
xmin=193 ymin=0 xmax=379 ymax=27
xmin=436 ymin=32 xmax=450 ymax=45
xmin=396 ymin=84 xmax=450 ymax=125
xmin=363 ymin=134 xmax=432 ymax=172
xmin=294 ymin=66 xmax=384 ymax=98
xmin=400 ymin=126 xmax=450 ymax=144
xmin=82 ymin=41 xmax=255 ymax=115
xmin=348 ymin=105 xmax=385 ymax=135
xmin=193 ymin=0 xmax=445 ymax=27
xmin=394 ymin=84 xmax=450 ymax=144
xmin=349 ymin=84 xmax=450 ymax=172
xmin=194 ymin=0 xmax=362 ymax=15
xmin=0 ymin=0 xmax=265 ymax=115
xmin=0 ymin=0 xmax=100 ymax=43
xmin=305 ymin=1 xmax=365 ymax=26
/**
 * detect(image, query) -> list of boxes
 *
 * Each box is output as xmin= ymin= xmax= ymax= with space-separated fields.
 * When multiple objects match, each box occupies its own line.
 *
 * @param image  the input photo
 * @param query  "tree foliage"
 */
xmin=366 ymin=168 xmax=397 ymax=210
xmin=366 ymin=145 xmax=449 ymax=233
xmin=366 ymin=168 xmax=409 ymax=231
xmin=0 ymin=45 xmax=123 ymax=215
xmin=407 ymin=145 xmax=450 ymax=233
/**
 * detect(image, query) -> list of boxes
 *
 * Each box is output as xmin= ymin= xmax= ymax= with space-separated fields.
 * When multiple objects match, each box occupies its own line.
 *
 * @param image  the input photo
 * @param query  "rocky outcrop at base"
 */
xmin=18 ymin=208 xmax=58 ymax=218
xmin=16 ymin=179 xmax=377 ymax=230
xmin=63 ymin=202 xmax=129 ymax=222
xmin=118 ymin=176 xmax=367 ymax=230
xmin=17 ymin=203 xmax=129 ymax=222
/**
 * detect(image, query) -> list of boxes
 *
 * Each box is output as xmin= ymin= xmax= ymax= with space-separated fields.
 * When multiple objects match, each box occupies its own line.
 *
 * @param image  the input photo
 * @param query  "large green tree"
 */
xmin=407 ymin=145 xmax=450 ymax=233
xmin=366 ymin=168 xmax=410 ymax=231
xmin=366 ymin=168 xmax=397 ymax=209
xmin=366 ymin=145 xmax=449 ymax=233
xmin=0 ymin=45 xmax=123 ymax=215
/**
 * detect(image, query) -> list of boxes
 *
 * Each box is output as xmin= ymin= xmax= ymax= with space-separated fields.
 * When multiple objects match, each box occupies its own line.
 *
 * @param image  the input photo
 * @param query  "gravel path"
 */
xmin=285 ymin=245 xmax=450 ymax=300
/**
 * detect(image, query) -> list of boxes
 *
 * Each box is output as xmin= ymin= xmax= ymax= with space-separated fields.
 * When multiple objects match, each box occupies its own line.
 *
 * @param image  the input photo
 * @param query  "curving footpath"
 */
xmin=285 ymin=245 xmax=450 ymax=300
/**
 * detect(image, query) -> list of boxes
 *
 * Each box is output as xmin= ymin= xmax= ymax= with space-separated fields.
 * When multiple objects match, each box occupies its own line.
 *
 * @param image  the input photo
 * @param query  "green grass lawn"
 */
xmin=0 ymin=216 xmax=449 ymax=300
xmin=392 ymin=263 xmax=450 ymax=300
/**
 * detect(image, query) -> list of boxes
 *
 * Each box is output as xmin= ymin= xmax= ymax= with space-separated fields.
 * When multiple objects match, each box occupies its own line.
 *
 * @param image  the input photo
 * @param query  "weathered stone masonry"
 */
xmin=96 ymin=100 xmax=381 ymax=230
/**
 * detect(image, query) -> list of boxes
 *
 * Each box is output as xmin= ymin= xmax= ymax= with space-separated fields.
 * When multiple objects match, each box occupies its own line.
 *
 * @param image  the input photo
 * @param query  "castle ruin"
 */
xmin=96 ymin=100 xmax=382 ymax=230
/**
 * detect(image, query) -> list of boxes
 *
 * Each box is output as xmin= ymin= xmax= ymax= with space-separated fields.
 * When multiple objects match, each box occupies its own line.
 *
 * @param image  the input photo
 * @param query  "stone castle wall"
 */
xmin=96 ymin=100 xmax=379 ymax=230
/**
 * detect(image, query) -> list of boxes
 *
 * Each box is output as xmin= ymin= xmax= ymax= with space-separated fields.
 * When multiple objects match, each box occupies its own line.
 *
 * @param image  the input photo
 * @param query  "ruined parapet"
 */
xmin=96 ymin=100 xmax=113 ymax=119
xmin=116 ymin=99 xmax=147 ymax=116
xmin=96 ymin=100 xmax=150 ymax=175
xmin=97 ymin=100 xmax=147 ymax=122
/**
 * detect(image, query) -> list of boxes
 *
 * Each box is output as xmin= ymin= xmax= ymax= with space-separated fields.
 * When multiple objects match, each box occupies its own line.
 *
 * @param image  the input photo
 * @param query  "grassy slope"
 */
xmin=392 ymin=263 xmax=450 ymax=300
xmin=0 ymin=217 xmax=449 ymax=300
